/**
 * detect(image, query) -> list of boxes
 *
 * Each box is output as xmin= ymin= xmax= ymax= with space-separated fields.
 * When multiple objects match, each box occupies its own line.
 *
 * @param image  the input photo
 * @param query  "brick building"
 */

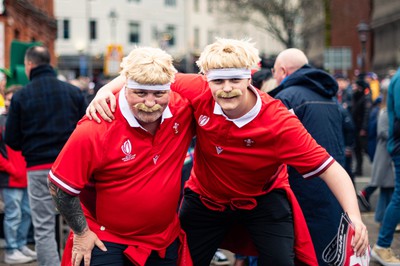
xmin=302 ymin=0 xmax=372 ymax=79
xmin=0 ymin=0 xmax=56 ymax=69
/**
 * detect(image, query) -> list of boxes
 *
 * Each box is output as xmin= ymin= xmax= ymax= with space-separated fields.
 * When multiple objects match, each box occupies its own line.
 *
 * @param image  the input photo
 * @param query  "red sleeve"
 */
xmin=172 ymin=73 xmax=209 ymax=101
xmin=49 ymin=118 xmax=106 ymax=195
xmin=0 ymin=151 xmax=15 ymax=175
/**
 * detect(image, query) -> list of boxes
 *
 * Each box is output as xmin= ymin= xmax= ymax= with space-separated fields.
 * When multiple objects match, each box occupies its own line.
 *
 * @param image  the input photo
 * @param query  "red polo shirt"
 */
xmin=49 ymin=89 xmax=195 ymax=265
xmin=172 ymin=73 xmax=335 ymax=265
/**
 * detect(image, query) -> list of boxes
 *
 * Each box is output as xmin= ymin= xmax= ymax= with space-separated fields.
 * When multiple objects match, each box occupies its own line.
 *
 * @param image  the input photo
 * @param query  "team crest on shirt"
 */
xmin=173 ymin=122 xmax=179 ymax=134
xmin=243 ymin=138 xmax=255 ymax=147
xmin=153 ymin=154 xmax=160 ymax=164
xmin=198 ymin=115 xmax=210 ymax=126
xmin=216 ymin=146 xmax=223 ymax=154
xmin=121 ymin=140 xmax=136 ymax=162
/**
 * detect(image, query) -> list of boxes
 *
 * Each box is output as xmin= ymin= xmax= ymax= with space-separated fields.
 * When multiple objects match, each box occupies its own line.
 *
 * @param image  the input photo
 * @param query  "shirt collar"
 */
xmin=213 ymin=85 xmax=261 ymax=128
xmin=119 ymin=86 xmax=172 ymax=131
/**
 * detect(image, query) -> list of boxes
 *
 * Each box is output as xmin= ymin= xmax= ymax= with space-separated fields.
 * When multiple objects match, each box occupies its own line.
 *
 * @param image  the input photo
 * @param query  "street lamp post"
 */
xmin=357 ymin=22 xmax=370 ymax=75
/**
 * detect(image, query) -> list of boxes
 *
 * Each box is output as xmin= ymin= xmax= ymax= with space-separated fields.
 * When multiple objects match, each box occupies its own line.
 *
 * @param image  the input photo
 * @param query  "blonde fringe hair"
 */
xmin=120 ymin=47 xmax=177 ymax=85
xmin=196 ymin=38 xmax=261 ymax=74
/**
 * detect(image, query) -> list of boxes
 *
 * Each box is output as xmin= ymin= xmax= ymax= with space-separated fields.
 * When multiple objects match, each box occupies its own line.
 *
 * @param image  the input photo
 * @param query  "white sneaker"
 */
xmin=19 ymin=245 xmax=37 ymax=260
xmin=4 ymin=249 xmax=34 ymax=264
xmin=371 ymin=245 xmax=400 ymax=266
xmin=211 ymin=250 xmax=231 ymax=265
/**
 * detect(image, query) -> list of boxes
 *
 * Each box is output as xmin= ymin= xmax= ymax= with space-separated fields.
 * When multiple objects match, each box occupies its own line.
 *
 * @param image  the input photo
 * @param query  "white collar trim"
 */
xmin=213 ymin=85 xmax=261 ymax=128
xmin=119 ymin=86 xmax=172 ymax=131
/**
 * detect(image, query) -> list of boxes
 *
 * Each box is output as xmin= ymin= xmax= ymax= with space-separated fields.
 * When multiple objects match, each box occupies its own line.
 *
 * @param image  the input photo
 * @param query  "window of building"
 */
xmin=165 ymin=0 xmax=176 ymax=7
xmin=57 ymin=19 xmax=70 ymax=40
xmin=194 ymin=27 xmax=200 ymax=49
xmin=166 ymin=25 xmax=176 ymax=46
xmin=129 ymin=22 xmax=140 ymax=44
xmin=89 ymin=20 xmax=97 ymax=40
xmin=193 ymin=0 xmax=199 ymax=12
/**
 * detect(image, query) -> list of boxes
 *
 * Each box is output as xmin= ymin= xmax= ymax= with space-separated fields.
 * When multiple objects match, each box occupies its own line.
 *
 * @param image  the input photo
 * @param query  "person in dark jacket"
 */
xmin=351 ymin=80 xmax=373 ymax=176
xmin=270 ymin=48 xmax=346 ymax=266
xmin=334 ymin=73 xmax=356 ymax=183
xmin=4 ymin=46 xmax=87 ymax=266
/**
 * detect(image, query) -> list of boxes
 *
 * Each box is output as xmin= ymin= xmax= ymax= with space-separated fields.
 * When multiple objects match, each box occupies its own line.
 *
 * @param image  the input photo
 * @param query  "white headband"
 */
xmin=126 ymin=79 xmax=171 ymax=91
xmin=206 ymin=68 xmax=251 ymax=81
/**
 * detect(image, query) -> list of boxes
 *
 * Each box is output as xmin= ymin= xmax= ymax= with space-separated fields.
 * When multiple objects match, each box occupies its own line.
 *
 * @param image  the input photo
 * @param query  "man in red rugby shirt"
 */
xmin=86 ymin=38 xmax=369 ymax=266
xmin=48 ymin=47 xmax=194 ymax=266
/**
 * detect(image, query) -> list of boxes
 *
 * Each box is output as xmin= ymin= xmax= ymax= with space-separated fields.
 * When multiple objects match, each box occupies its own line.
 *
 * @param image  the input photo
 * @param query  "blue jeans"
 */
xmin=375 ymin=187 xmax=394 ymax=223
xmin=2 ymin=188 xmax=31 ymax=251
xmin=377 ymin=155 xmax=400 ymax=247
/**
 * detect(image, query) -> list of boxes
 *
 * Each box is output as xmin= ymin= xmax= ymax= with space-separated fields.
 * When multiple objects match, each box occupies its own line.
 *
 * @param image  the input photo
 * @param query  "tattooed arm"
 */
xmin=48 ymin=180 xmax=107 ymax=266
xmin=48 ymin=180 xmax=87 ymax=234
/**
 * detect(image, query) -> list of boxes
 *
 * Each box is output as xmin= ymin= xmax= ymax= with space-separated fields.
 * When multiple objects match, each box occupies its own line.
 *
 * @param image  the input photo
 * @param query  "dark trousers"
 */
xmin=354 ymin=135 xmax=367 ymax=174
xmin=83 ymin=239 xmax=178 ymax=266
xmin=179 ymin=189 xmax=294 ymax=266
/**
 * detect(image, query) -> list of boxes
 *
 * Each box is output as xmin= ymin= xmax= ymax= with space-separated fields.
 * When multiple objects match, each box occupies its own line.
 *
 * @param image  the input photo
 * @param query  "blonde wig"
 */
xmin=120 ymin=47 xmax=177 ymax=85
xmin=196 ymin=38 xmax=261 ymax=74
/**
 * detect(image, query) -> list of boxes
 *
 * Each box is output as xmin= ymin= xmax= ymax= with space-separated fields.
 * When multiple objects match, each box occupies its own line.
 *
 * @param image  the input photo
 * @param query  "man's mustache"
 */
xmin=134 ymin=103 xmax=162 ymax=112
xmin=216 ymin=89 xmax=243 ymax=98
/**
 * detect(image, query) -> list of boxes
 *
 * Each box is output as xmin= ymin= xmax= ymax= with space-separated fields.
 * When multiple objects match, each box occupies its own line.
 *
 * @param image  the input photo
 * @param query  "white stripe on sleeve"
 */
xmin=48 ymin=170 xmax=81 ymax=195
xmin=302 ymin=156 xmax=334 ymax=178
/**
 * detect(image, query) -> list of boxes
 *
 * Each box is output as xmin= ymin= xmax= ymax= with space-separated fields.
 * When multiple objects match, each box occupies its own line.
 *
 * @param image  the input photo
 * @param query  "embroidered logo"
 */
xmin=121 ymin=140 xmax=136 ymax=162
xmin=153 ymin=154 xmax=160 ymax=164
xmin=243 ymin=138 xmax=255 ymax=147
xmin=173 ymin=122 xmax=179 ymax=134
xmin=198 ymin=115 xmax=210 ymax=127
xmin=216 ymin=146 xmax=223 ymax=154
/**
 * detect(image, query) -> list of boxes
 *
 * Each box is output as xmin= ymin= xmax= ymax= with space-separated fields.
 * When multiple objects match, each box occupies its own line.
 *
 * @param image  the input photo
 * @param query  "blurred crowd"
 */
xmin=0 ymin=43 xmax=398 ymax=266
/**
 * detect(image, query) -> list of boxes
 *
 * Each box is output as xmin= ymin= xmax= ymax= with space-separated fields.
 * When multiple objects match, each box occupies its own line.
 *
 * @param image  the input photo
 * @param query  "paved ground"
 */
xmin=0 ymin=157 xmax=398 ymax=265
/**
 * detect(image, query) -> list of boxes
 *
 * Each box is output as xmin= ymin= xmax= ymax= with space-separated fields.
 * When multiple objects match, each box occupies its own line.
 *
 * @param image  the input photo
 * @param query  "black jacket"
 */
xmin=5 ymin=64 xmax=87 ymax=167
xmin=269 ymin=64 xmax=345 ymax=265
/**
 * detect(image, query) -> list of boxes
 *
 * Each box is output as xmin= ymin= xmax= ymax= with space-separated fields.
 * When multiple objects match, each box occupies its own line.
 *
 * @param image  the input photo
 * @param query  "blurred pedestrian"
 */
xmin=0 ymin=85 xmax=36 ymax=264
xmin=367 ymin=95 xmax=383 ymax=162
xmin=371 ymin=67 xmax=400 ymax=265
xmin=49 ymin=47 xmax=194 ymax=266
xmin=371 ymin=97 xmax=394 ymax=224
xmin=352 ymin=79 xmax=373 ymax=176
xmin=357 ymin=95 xmax=384 ymax=211
xmin=365 ymin=72 xmax=380 ymax=102
xmin=251 ymin=68 xmax=276 ymax=93
xmin=334 ymin=73 xmax=356 ymax=184
xmin=334 ymin=73 xmax=353 ymax=112
xmin=269 ymin=48 xmax=346 ymax=265
xmin=4 ymin=45 xmax=87 ymax=266
xmin=87 ymin=38 xmax=369 ymax=266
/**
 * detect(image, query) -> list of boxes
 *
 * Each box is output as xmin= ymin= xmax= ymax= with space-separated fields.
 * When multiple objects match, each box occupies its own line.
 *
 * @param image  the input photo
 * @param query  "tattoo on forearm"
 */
xmin=48 ymin=180 xmax=88 ymax=235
